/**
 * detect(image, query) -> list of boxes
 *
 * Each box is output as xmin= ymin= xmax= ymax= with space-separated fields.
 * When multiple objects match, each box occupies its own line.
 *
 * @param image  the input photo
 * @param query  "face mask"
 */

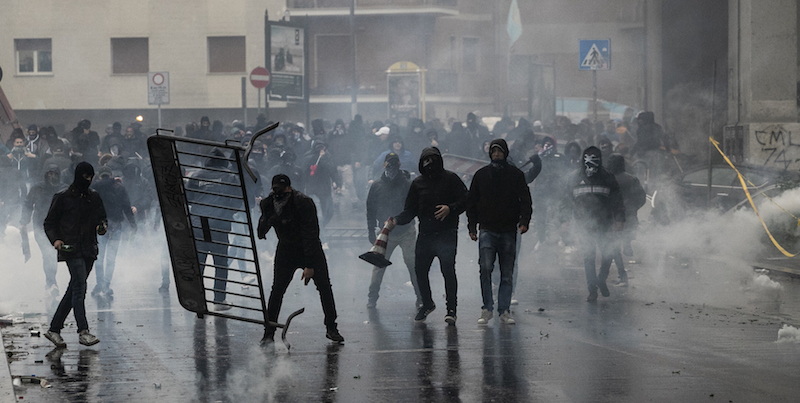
xmin=47 ymin=174 xmax=60 ymax=186
xmin=584 ymin=153 xmax=601 ymax=177
xmin=385 ymin=164 xmax=400 ymax=179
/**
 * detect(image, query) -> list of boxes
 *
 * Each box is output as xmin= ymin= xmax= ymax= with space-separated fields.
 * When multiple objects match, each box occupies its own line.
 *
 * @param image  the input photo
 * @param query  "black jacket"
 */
xmin=44 ymin=186 xmax=107 ymax=261
xmin=467 ymin=140 xmax=532 ymax=233
xmin=395 ymin=147 xmax=468 ymax=234
xmin=257 ymin=190 xmax=325 ymax=269
xmin=20 ymin=167 xmax=66 ymax=229
xmin=564 ymin=167 xmax=625 ymax=232
xmin=92 ymin=177 xmax=136 ymax=229
xmin=367 ymin=170 xmax=412 ymax=240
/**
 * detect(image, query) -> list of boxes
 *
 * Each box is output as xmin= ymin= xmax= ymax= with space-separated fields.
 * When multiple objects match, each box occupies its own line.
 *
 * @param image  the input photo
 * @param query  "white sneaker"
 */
xmin=477 ymin=309 xmax=493 ymax=325
xmin=499 ymin=311 xmax=515 ymax=325
xmin=213 ymin=301 xmax=232 ymax=311
xmin=45 ymin=331 xmax=67 ymax=348
xmin=78 ymin=330 xmax=100 ymax=346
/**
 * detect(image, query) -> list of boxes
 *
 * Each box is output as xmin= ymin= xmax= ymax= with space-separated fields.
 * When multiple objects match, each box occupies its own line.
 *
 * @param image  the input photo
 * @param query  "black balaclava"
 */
xmin=72 ymin=161 xmax=95 ymax=194
xmin=419 ymin=147 xmax=444 ymax=177
xmin=540 ymin=136 xmax=557 ymax=157
xmin=582 ymin=146 xmax=602 ymax=178
xmin=384 ymin=153 xmax=401 ymax=180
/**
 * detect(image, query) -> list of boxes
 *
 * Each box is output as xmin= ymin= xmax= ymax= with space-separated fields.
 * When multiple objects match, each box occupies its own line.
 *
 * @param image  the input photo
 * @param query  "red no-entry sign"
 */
xmin=250 ymin=67 xmax=270 ymax=89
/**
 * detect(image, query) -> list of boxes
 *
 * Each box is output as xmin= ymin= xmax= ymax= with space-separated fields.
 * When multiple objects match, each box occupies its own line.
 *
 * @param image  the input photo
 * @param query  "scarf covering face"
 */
xmin=72 ymin=161 xmax=95 ymax=195
xmin=582 ymin=146 xmax=602 ymax=178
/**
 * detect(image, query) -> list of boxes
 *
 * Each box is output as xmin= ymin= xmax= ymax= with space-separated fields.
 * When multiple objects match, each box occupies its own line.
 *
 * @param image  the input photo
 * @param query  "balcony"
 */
xmin=286 ymin=0 xmax=458 ymax=17
xmin=311 ymin=68 xmax=457 ymax=97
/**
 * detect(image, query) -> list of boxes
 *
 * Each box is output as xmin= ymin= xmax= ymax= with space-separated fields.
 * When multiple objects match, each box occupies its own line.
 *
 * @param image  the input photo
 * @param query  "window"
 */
xmin=462 ymin=37 xmax=479 ymax=73
xmin=15 ymin=39 xmax=52 ymax=74
xmin=208 ymin=36 xmax=246 ymax=73
xmin=111 ymin=38 xmax=149 ymax=74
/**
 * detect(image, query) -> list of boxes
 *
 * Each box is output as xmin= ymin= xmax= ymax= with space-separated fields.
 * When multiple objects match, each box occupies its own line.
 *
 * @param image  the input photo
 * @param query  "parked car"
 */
xmin=649 ymin=164 xmax=796 ymax=224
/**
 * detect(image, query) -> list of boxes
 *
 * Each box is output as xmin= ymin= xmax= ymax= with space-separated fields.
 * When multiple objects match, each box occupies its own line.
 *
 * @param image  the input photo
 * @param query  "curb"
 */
xmin=0 ymin=326 xmax=17 ymax=403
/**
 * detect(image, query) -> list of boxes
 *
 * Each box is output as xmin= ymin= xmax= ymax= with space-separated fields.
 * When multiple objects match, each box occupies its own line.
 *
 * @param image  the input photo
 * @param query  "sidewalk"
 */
xmin=0 ymin=324 xmax=16 ymax=403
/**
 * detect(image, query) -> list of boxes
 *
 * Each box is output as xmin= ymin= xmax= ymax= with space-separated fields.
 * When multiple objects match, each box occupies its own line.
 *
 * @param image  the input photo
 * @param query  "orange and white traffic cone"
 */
xmin=359 ymin=221 xmax=393 ymax=268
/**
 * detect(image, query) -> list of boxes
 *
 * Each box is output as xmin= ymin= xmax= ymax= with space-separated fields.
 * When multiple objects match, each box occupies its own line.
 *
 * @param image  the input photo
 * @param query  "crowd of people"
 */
xmin=0 ymin=109 xmax=671 ymax=347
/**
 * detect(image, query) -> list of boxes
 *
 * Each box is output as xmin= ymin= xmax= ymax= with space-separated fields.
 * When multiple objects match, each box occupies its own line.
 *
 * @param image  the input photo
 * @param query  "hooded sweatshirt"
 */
xmin=394 ymin=147 xmax=468 ymax=233
xmin=20 ymin=165 xmax=66 ymax=229
xmin=466 ymin=139 xmax=532 ymax=233
xmin=44 ymin=162 xmax=107 ymax=261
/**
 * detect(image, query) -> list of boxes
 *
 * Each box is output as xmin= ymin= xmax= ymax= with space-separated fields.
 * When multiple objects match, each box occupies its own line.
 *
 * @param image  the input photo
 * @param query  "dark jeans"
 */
xmin=49 ymin=257 xmax=94 ymax=333
xmin=95 ymin=224 xmax=121 ymax=289
xmin=415 ymin=230 xmax=458 ymax=313
xmin=33 ymin=229 xmax=58 ymax=289
xmin=479 ymin=230 xmax=516 ymax=313
xmin=266 ymin=246 xmax=338 ymax=335
xmin=578 ymin=229 xmax=613 ymax=292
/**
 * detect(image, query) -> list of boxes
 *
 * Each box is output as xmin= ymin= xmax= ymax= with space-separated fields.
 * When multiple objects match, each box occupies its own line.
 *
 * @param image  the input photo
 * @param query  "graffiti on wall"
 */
xmin=754 ymin=125 xmax=800 ymax=171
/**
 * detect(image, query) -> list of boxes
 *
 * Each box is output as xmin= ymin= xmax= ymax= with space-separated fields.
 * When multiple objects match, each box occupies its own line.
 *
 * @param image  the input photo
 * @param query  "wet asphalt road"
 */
xmin=3 ymin=227 xmax=800 ymax=402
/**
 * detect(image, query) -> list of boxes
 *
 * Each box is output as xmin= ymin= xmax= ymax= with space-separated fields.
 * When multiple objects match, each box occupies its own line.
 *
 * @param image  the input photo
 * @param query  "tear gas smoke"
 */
xmin=776 ymin=324 xmax=800 ymax=344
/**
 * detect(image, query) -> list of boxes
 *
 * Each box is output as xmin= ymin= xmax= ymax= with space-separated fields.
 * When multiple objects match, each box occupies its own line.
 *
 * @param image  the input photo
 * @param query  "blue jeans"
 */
xmin=95 ymin=224 xmax=121 ymax=289
xmin=579 ymin=229 xmax=613 ymax=292
xmin=415 ymin=230 xmax=458 ymax=313
xmin=49 ymin=257 xmax=93 ymax=333
xmin=368 ymin=226 xmax=421 ymax=305
xmin=479 ymin=230 xmax=517 ymax=313
xmin=34 ymin=229 xmax=58 ymax=289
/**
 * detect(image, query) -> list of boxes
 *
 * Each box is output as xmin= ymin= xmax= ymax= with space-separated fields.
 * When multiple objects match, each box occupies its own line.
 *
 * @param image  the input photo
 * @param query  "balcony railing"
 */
xmin=311 ymin=68 xmax=458 ymax=96
xmin=288 ymin=0 xmax=456 ymax=9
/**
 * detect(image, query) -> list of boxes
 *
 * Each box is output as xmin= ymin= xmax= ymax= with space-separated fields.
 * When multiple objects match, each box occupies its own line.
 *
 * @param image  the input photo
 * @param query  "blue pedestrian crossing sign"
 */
xmin=579 ymin=39 xmax=610 ymax=70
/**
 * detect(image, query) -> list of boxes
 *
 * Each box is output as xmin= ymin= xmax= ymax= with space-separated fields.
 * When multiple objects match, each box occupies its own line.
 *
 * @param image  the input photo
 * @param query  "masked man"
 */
xmin=389 ymin=147 xmax=468 ymax=325
xmin=257 ymin=174 xmax=344 ymax=344
xmin=564 ymin=146 xmax=625 ymax=302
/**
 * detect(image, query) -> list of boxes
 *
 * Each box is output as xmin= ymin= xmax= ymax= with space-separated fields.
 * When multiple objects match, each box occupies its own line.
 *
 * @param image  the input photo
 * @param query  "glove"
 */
xmin=368 ymin=230 xmax=377 ymax=245
xmin=529 ymin=154 xmax=541 ymax=164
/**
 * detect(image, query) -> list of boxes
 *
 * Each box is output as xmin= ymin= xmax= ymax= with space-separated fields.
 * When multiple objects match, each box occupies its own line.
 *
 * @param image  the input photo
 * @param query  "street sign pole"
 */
xmin=158 ymin=103 xmax=162 ymax=128
xmin=593 ymin=70 xmax=597 ymax=123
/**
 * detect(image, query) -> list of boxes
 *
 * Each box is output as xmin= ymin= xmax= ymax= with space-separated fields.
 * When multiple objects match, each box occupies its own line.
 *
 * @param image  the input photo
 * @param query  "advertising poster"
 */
xmin=388 ymin=74 xmax=420 ymax=120
xmin=269 ymin=24 xmax=305 ymax=101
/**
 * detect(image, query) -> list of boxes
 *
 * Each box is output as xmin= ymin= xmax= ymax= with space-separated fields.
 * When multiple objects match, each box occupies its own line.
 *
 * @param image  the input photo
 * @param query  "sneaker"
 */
xmin=598 ymin=282 xmax=610 ymax=297
xmin=213 ymin=300 xmax=232 ymax=311
xmin=78 ymin=330 xmax=100 ymax=346
xmin=499 ymin=311 xmax=515 ymax=324
xmin=326 ymin=328 xmax=345 ymax=343
xmin=444 ymin=310 xmax=457 ymax=325
xmin=105 ymin=287 xmax=114 ymax=296
xmin=586 ymin=291 xmax=598 ymax=302
xmin=44 ymin=331 xmax=67 ymax=348
xmin=414 ymin=305 xmax=436 ymax=322
xmin=477 ymin=309 xmax=493 ymax=325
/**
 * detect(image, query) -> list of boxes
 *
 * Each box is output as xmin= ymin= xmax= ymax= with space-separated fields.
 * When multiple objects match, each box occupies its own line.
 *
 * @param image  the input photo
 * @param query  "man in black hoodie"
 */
xmin=20 ymin=165 xmax=66 ymax=296
xmin=365 ymin=153 xmax=422 ymax=309
xmin=389 ymin=147 xmax=468 ymax=324
xmin=257 ymin=174 xmax=344 ymax=343
xmin=564 ymin=147 xmax=625 ymax=302
xmin=467 ymin=139 xmax=532 ymax=325
xmin=43 ymin=162 xmax=107 ymax=348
